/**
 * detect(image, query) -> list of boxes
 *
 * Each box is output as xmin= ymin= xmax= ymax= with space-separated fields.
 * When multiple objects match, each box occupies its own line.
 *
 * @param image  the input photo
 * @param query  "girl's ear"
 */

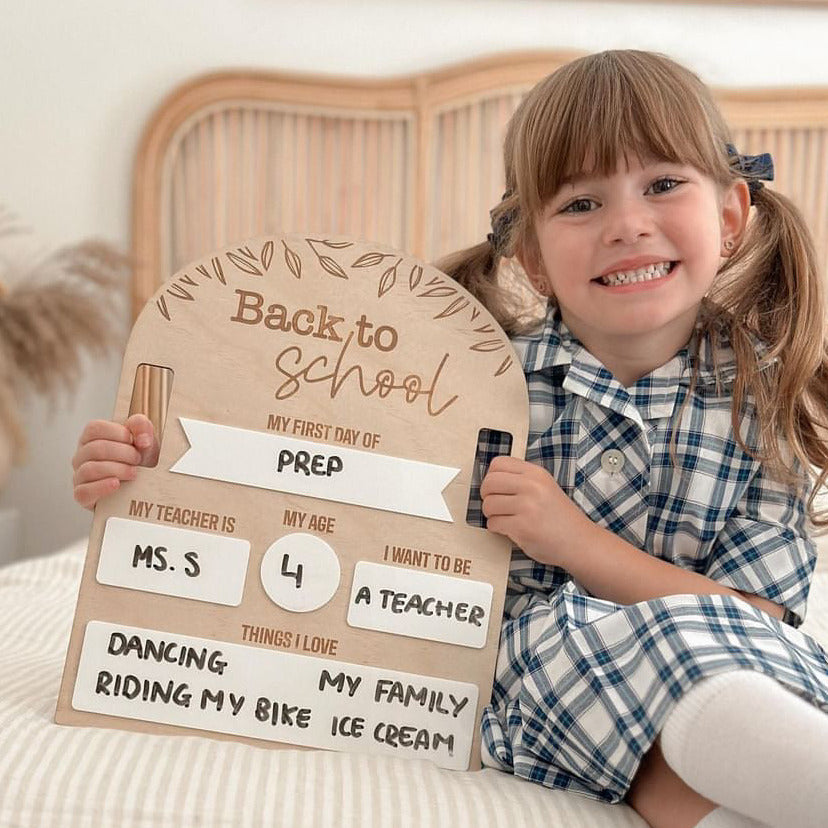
xmin=721 ymin=180 xmax=751 ymax=254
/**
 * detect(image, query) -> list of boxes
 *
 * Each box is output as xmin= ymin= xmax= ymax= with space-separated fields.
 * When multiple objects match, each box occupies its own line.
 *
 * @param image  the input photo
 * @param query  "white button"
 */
xmin=601 ymin=449 xmax=625 ymax=474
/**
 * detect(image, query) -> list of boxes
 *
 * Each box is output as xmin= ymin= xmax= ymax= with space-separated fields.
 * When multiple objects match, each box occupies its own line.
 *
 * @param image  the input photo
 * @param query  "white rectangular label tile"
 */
xmin=73 ymin=621 xmax=477 ymax=770
xmin=347 ymin=561 xmax=492 ymax=649
xmin=171 ymin=419 xmax=459 ymax=522
xmin=97 ymin=517 xmax=250 ymax=606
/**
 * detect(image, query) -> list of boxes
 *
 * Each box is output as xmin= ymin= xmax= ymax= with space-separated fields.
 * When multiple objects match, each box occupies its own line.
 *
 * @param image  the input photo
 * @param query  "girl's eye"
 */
xmin=561 ymin=197 xmax=598 ymax=214
xmin=648 ymin=177 xmax=683 ymax=195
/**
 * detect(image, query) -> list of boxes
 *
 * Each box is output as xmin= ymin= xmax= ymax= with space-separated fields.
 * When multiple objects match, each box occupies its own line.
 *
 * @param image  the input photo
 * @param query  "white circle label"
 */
xmin=260 ymin=533 xmax=341 ymax=612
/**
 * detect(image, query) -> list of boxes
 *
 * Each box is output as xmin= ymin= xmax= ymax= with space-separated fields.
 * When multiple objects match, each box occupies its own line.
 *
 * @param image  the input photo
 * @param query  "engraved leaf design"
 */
xmin=409 ymin=264 xmax=423 ymax=290
xmin=474 ymin=324 xmax=496 ymax=334
xmin=283 ymin=241 xmax=302 ymax=279
xmin=168 ymin=283 xmax=194 ymax=301
xmin=319 ymin=255 xmax=348 ymax=279
xmin=418 ymin=285 xmax=457 ymax=298
xmin=434 ymin=297 xmax=469 ymax=319
xmin=195 ymin=264 xmax=211 ymax=280
xmin=261 ymin=240 xmax=274 ymax=271
xmin=378 ymin=258 xmax=402 ymax=298
xmin=157 ymin=295 xmax=170 ymax=321
xmin=227 ymin=251 xmax=263 ymax=276
xmin=179 ymin=273 xmax=197 ymax=286
xmin=212 ymin=257 xmax=226 ymax=284
xmin=495 ymin=356 xmax=513 ymax=376
xmin=352 ymin=252 xmax=388 ymax=268
xmin=470 ymin=339 xmax=506 ymax=353
xmin=471 ymin=306 xmax=480 ymax=321
xmin=320 ymin=239 xmax=353 ymax=249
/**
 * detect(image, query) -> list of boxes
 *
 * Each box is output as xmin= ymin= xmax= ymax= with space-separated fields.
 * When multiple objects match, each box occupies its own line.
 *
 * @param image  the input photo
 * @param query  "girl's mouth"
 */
xmin=594 ymin=261 xmax=676 ymax=287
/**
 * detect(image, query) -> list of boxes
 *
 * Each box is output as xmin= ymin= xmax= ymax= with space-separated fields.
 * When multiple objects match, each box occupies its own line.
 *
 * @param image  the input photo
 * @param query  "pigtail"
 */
xmin=710 ymin=186 xmax=828 ymax=523
xmin=437 ymin=191 xmax=544 ymax=336
xmin=437 ymin=239 xmax=500 ymax=318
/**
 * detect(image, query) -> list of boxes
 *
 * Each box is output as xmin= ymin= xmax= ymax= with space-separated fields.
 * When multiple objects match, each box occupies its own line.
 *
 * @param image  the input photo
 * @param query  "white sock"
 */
xmin=661 ymin=670 xmax=828 ymax=828
xmin=694 ymin=807 xmax=766 ymax=827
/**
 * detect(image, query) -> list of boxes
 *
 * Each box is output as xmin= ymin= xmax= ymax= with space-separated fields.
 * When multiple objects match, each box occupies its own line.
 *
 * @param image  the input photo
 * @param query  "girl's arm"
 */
xmin=481 ymin=456 xmax=786 ymax=620
xmin=562 ymin=520 xmax=784 ymax=620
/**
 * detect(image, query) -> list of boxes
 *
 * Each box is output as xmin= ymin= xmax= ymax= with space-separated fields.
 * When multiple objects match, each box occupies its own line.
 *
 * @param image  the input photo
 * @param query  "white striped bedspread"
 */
xmin=2 ymin=542 xmax=826 ymax=828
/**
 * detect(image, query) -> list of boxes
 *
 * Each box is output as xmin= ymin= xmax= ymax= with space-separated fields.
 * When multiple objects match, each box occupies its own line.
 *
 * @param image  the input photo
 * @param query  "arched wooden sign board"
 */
xmin=56 ymin=234 xmax=529 ymax=771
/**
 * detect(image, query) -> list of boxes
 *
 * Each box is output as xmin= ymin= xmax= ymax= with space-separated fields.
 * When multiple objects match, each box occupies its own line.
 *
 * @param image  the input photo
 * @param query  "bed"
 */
xmin=3 ymin=51 xmax=828 ymax=827
xmin=1 ymin=540 xmax=826 ymax=826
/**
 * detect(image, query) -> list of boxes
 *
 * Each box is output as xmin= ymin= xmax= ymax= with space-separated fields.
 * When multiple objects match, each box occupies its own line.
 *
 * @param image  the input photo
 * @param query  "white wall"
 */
xmin=2 ymin=0 xmax=828 ymax=560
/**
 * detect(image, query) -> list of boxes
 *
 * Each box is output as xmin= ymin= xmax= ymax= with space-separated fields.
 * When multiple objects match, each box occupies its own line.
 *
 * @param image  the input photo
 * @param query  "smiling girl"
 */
xmin=443 ymin=50 xmax=828 ymax=828
xmin=70 ymin=48 xmax=828 ymax=828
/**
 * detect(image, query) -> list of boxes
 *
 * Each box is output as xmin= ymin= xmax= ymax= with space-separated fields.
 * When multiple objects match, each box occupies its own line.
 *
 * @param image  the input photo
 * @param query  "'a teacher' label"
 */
xmin=348 ymin=562 xmax=492 ymax=648
xmin=73 ymin=621 xmax=478 ymax=770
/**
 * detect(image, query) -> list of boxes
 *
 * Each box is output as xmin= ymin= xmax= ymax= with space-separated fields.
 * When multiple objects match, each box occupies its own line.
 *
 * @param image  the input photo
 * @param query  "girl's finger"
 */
xmin=488 ymin=455 xmax=528 ymax=474
xmin=72 ymin=439 xmax=143 ymax=470
xmin=73 ymin=460 xmax=138 ymax=487
xmin=125 ymin=414 xmax=160 ymax=465
xmin=125 ymin=414 xmax=155 ymax=448
xmin=73 ymin=477 xmax=121 ymax=510
xmin=78 ymin=419 xmax=134 ymax=448
xmin=484 ymin=516 xmax=513 ymax=538
xmin=482 ymin=493 xmax=518 ymax=518
xmin=480 ymin=471 xmax=521 ymax=498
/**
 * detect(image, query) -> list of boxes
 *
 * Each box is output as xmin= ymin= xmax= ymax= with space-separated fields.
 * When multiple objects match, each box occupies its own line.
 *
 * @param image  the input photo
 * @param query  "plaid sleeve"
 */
xmin=465 ymin=429 xmax=514 ymax=529
xmin=705 ymin=464 xmax=817 ymax=627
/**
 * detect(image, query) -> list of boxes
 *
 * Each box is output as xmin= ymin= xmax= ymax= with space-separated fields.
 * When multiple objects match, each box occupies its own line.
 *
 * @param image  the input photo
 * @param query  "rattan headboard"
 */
xmin=132 ymin=51 xmax=828 ymax=319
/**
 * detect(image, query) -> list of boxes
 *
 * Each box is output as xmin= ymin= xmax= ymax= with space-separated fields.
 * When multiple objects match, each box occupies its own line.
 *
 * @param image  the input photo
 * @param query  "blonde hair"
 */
xmin=438 ymin=50 xmax=828 ymax=523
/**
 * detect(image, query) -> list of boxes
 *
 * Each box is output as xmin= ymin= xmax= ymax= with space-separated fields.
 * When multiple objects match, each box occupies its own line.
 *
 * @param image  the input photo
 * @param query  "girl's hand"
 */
xmin=480 ymin=455 xmax=590 ymax=567
xmin=72 ymin=414 xmax=158 ymax=510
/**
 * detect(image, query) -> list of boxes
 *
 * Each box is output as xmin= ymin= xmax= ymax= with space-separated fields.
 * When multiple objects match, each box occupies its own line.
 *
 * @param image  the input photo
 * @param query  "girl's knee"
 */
xmin=627 ymin=741 xmax=716 ymax=828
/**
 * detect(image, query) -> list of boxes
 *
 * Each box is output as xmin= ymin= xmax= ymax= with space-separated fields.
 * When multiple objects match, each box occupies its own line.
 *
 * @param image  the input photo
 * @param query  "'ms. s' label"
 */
xmin=96 ymin=517 xmax=249 ymax=606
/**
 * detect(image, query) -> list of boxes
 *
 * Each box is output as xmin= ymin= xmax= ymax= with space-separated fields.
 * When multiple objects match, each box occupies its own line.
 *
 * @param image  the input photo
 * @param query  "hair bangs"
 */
xmin=514 ymin=51 xmax=730 ymax=217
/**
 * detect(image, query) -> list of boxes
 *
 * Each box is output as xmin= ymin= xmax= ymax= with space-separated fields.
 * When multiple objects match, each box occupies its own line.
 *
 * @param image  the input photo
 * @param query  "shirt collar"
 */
xmin=516 ymin=305 xmax=574 ymax=374
xmin=513 ymin=305 xmax=753 ymax=422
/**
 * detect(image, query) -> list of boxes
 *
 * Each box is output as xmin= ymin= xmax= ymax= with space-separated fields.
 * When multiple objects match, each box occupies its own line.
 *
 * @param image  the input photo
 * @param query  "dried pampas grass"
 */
xmin=0 ymin=211 xmax=129 ymax=465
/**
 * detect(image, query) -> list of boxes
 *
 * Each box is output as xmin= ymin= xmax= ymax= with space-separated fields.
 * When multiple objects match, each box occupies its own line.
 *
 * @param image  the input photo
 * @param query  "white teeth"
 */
xmin=600 ymin=261 xmax=673 ymax=286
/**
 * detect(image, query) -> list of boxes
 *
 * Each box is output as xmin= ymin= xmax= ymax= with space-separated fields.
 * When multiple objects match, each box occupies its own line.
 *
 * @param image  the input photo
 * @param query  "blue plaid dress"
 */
xmin=472 ymin=307 xmax=828 ymax=803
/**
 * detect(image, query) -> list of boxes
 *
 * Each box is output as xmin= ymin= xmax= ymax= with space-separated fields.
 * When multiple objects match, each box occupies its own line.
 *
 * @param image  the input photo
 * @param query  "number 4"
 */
xmin=281 ymin=553 xmax=303 ymax=589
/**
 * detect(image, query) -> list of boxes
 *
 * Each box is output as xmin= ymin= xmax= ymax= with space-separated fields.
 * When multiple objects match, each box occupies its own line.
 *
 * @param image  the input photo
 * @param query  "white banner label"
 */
xmin=170 ymin=419 xmax=459 ymax=522
xmin=73 ymin=621 xmax=478 ymax=770
xmin=97 ymin=518 xmax=250 ymax=606
xmin=347 ymin=562 xmax=492 ymax=649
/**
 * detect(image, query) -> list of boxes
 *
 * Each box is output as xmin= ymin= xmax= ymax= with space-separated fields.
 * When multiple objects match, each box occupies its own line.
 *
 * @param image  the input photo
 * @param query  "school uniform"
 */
xmin=472 ymin=307 xmax=828 ymax=803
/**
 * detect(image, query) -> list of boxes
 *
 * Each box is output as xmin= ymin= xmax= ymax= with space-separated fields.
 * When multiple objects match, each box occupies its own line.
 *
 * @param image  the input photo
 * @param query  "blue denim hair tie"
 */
xmin=726 ymin=143 xmax=774 ymax=205
xmin=488 ymin=189 xmax=515 ymax=253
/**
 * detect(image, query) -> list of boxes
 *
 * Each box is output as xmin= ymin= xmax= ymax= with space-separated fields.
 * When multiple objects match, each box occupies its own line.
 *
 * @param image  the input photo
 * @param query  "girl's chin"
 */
xmin=592 ymin=309 xmax=701 ymax=345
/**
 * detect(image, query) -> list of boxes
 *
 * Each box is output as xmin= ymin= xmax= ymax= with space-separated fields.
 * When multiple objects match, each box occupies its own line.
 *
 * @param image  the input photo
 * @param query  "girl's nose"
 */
xmin=602 ymin=199 xmax=653 ymax=245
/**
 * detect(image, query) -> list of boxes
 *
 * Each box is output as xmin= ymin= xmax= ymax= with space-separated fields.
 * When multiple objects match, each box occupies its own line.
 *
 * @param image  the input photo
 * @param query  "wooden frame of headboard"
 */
xmin=132 ymin=51 xmax=579 ymax=317
xmin=132 ymin=51 xmax=828 ymax=320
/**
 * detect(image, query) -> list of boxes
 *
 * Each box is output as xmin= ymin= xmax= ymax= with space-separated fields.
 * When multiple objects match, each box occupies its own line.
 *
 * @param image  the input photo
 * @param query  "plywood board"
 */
xmin=56 ymin=234 xmax=529 ymax=771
